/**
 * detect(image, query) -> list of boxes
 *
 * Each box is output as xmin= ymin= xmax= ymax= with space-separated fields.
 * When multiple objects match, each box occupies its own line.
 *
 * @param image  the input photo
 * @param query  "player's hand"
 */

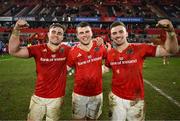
xmin=14 ymin=19 xmax=29 ymax=30
xmin=93 ymin=37 xmax=104 ymax=46
xmin=156 ymin=19 xmax=175 ymax=32
xmin=102 ymin=65 xmax=109 ymax=74
xmin=106 ymin=42 xmax=111 ymax=52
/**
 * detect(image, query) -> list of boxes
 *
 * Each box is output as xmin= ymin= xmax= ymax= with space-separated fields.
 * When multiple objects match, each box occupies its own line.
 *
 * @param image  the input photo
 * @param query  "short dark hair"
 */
xmin=49 ymin=23 xmax=66 ymax=31
xmin=77 ymin=22 xmax=90 ymax=28
xmin=110 ymin=21 xmax=126 ymax=30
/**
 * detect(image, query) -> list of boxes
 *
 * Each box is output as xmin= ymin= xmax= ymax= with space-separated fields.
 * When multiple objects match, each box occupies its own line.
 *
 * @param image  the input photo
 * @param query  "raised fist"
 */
xmin=156 ymin=19 xmax=175 ymax=32
xmin=14 ymin=19 xmax=29 ymax=30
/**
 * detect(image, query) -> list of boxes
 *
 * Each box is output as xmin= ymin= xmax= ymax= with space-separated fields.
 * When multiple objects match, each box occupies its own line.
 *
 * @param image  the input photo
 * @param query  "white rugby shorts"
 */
xmin=27 ymin=95 xmax=63 ymax=121
xmin=72 ymin=92 xmax=103 ymax=120
xmin=109 ymin=92 xmax=145 ymax=121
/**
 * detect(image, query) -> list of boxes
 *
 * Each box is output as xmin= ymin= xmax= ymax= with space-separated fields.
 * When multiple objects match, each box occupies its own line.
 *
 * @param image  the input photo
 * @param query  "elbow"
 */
xmin=173 ymin=45 xmax=179 ymax=54
xmin=8 ymin=48 xmax=16 ymax=56
xmin=174 ymin=48 xmax=179 ymax=54
xmin=8 ymin=44 xmax=13 ymax=55
xmin=174 ymin=47 xmax=179 ymax=54
xmin=8 ymin=49 xmax=14 ymax=55
xmin=8 ymin=48 xmax=13 ymax=55
xmin=169 ymin=47 xmax=179 ymax=54
xmin=102 ymin=65 xmax=109 ymax=74
xmin=8 ymin=44 xmax=19 ymax=56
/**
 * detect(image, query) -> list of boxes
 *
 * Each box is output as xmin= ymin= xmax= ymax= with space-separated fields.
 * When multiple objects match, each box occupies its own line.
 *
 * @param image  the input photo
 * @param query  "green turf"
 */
xmin=144 ymin=57 xmax=180 ymax=120
xmin=0 ymin=56 xmax=179 ymax=120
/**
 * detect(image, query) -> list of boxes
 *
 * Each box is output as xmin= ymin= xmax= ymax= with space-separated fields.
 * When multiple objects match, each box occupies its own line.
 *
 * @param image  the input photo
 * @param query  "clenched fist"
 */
xmin=156 ymin=19 xmax=175 ymax=32
xmin=14 ymin=19 xmax=29 ymax=30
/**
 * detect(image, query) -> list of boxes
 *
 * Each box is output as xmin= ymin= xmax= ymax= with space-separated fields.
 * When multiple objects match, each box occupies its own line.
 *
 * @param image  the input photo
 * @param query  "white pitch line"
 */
xmin=144 ymin=79 xmax=180 ymax=108
xmin=0 ymin=58 xmax=13 ymax=62
xmin=0 ymin=58 xmax=31 ymax=62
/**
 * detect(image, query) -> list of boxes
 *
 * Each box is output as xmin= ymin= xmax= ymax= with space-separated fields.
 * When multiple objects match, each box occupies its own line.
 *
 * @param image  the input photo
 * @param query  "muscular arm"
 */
xmin=9 ymin=20 xmax=29 ymax=58
xmin=156 ymin=19 xmax=178 ymax=57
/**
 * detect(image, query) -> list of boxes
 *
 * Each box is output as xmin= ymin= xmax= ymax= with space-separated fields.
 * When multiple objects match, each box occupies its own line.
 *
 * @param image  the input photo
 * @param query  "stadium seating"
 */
xmin=0 ymin=0 xmax=179 ymax=48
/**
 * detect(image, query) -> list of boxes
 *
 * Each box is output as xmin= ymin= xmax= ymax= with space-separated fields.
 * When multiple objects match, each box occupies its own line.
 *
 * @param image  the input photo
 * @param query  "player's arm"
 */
xmin=106 ymin=42 xmax=112 ymax=52
xmin=102 ymin=65 xmax=110 ymax=74
xmin=9 ymin=19 xmax=30 ymax=58
xmin=155 ymin=19 xmax=178 ymax=57
xmin=67 ymin=65 xmax=72 ymax=72
xmin=92 ymin=37 xmax=112 ymax=52
xmin=66 ymin=48 xmax=74 ymax=72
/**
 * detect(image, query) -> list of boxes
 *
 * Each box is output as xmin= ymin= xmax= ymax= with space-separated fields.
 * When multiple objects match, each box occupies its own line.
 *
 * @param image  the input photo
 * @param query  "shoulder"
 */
xmin=107 ymin=48 xmax=116 ymax=55
xmin=70 ymin=44 xmax=78 ymax=50
xmin=132 ymin=43 xmax=155 ymax=46
xmin=129 ymin=43 xmax=151 ymax=49
xmin=61 ymin=44 xmax=71 ymax=50
xmin=92 ymin=41 xmax=106 ymax=50
xmin=130 ymin=43 xmax=142 ymax=47
xmin=28 ymin=44 xmax=46 ymax=50
xmin=27 ymin=44 xmax=47 ymax=56
xmin=68 ymin=45 xmax=79 ymax=54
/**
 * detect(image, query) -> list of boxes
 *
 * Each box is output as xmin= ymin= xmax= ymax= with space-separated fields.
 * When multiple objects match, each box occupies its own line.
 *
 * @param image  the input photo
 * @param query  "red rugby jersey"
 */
xmin=28 ymin=44 xmax=71 ymax=98
xmin=67 ymin=42 xmax=107 ymax=96
xmin=105 ymin=43 xmax=157 ymax=100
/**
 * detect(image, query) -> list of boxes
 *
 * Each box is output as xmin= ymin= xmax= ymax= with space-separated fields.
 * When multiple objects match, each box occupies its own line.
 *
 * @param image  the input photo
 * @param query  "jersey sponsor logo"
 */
xmin=110 ymin=59 xmax=137 ymax=65
xmin=40 ymin=57 xmax=66 ymax=62
xmin=77 ymin=57 xmax=102 ymax=66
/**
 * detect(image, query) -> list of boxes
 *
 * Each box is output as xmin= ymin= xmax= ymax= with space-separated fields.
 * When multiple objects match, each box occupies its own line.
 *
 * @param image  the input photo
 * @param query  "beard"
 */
xmin=114 ymin=40 xmax=124 ymax=46
xmin=80 ymin=41 xmax=90 ymax=45
xmin=49 ymin=40 xmax=61 ymax=46
xmin=113 ymin=36 xmax=126 ymax=46
xmin=79 ymin=37 xmax=91 ymax=45
xmin=114 ymin=42 xmax=124 ymax=46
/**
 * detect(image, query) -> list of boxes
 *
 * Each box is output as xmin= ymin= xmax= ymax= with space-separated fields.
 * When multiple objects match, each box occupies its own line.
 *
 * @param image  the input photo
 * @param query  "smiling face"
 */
xmin=110 ymin=25 xmax=128 ymax=46
xmin=47 ymin=24 xmax=65 ymax=46
xmin=76 ymin=26 xmax=93 ymax=45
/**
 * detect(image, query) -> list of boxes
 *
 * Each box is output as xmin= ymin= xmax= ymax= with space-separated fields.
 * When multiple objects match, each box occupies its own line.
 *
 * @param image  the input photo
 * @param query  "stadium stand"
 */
xmin=0 ymin=0 xmax=179 ymax=55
